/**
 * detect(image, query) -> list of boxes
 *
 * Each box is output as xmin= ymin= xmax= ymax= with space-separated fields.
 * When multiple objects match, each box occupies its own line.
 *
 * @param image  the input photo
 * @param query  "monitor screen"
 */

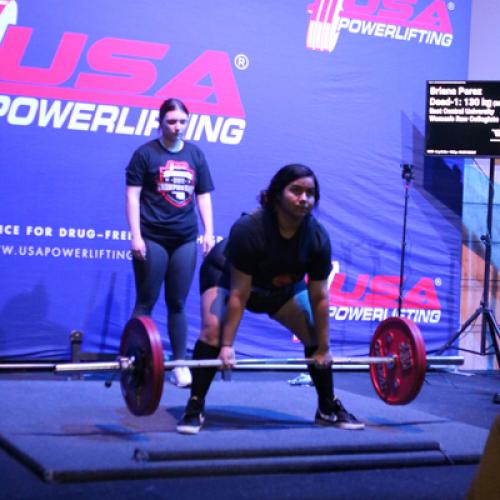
xmin=425 ymin=80 xmax=500 ymax=157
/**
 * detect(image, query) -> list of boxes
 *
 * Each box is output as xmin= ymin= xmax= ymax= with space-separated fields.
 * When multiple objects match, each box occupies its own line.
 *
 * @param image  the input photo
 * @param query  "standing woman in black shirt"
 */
xmin=177 ymin=164 xmax=364 ymax=433
xmin=126 ymin=98 xmax=215 ymax=387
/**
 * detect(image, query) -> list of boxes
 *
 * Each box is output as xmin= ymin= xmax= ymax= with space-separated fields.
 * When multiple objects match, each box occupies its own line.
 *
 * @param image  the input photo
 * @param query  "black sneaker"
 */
xmin=176 ymin=397 xmax=205 ymax=435
xmin=315 ymin=398 xmax=365 ymax=430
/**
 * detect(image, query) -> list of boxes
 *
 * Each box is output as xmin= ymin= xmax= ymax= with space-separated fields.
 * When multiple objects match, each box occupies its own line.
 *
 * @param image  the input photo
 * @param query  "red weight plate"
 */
xmin=119 ymin=316 xmax=164 ymax=416
xmin=369 ymin=317 xmax=426 ymax=405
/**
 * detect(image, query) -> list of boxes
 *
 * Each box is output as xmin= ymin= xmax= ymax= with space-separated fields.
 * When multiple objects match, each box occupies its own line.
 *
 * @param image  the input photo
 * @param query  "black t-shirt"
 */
xmin=126 ymin=139 xmax=214 ymax=245
xmin=225 ymin=209 xmax=332 ymax=290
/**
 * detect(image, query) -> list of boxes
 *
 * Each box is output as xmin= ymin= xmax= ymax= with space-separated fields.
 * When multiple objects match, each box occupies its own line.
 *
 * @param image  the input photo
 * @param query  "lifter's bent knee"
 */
xmin=199 ymin=324 xmax=221 ymax=347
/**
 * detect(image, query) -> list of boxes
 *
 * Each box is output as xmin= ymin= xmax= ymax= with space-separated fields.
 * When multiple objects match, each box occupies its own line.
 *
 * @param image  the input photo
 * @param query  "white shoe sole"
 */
xmin=333 ymin=421 xmax=365 ymax=430
xmin=176 ymin=415 xmax=205 ymax=435
xmin=315 ymin=412 xmax=365 ymax=430
xmin=176 ymin=424 xmax=201 ymax=435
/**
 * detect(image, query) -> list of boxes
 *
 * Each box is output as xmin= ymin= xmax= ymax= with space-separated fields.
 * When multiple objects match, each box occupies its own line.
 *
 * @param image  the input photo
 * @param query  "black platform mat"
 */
xmin=0 ymin=378 xmax=488 ymax=482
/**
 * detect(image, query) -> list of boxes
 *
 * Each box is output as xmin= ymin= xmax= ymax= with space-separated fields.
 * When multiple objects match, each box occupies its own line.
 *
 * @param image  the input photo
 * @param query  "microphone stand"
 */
xmin=398 ymin=164 xmax=415 ymax=317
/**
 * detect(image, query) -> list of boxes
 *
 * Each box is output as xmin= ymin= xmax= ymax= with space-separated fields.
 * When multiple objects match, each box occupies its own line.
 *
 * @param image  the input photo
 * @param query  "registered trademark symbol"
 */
xmin=234 ymin=54 xmax=249 ymax=70
xmin=447 ymin=2 xmax=455 ymax=11
xmin=434 ymin=278 xmax=442 ymax=287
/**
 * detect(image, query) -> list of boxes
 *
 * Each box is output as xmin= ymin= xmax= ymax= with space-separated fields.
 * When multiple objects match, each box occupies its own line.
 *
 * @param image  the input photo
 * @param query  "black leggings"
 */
xmin=132 ymin=238 xmax=197 ymax=360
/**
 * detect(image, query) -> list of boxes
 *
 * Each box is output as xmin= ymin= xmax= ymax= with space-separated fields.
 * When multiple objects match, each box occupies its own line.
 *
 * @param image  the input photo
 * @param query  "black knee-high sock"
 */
xmin=304 ymin=345 xmax=334 ymax=412
xmin=190 ymin=340 xmax=221 ymax=402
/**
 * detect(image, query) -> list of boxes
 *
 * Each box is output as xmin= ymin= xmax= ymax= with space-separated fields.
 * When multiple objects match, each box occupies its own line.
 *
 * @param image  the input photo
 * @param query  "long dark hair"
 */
xmin=159 ymin=98 xmax=189 ymax=123
xmin=259 ymin=164 xmax=320 ymax=209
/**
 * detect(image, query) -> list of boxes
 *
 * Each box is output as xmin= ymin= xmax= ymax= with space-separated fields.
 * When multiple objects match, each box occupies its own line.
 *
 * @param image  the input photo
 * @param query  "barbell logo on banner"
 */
xmin=0 ymin=23 xmax=247 ymax=144
xmin=306 ymin=0 xmax=455 ymax=53
xmin=0 ymin=0 xmax=17 ymax=43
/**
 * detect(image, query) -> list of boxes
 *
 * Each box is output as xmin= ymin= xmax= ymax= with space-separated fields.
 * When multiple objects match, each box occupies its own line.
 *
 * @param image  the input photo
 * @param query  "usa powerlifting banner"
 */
xmin=0 ymin=0 xmax=470 ymax=360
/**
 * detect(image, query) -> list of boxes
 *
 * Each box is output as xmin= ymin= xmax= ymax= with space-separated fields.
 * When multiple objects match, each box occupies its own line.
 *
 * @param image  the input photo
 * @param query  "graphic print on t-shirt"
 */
xmin=157 ymin=160 xmax=196 ymax=207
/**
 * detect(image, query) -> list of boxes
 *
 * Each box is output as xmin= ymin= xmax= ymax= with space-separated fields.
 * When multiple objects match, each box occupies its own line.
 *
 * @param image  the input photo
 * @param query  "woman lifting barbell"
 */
xmin=177 ymin=164 xmax=364 ymax=434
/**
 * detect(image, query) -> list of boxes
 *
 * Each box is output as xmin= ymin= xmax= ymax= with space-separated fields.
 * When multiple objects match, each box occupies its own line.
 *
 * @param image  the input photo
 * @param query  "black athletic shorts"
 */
xmin=199 ymin=239 xmax=231 ymax=293
xmin=199 ymin=240 xmax=307 ymax=316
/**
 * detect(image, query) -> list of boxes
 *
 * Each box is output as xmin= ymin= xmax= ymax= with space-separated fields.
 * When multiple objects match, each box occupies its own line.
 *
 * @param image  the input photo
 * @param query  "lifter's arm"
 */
xmin=307 ymin=279 xmax=333 ymax=366
xmin=219 ymin=266 xmax=252 ymax=366
xmin=196 ymin=192 xmax=215 ymax=256
xmin=126 ymin=186 xmax=146 ymax=260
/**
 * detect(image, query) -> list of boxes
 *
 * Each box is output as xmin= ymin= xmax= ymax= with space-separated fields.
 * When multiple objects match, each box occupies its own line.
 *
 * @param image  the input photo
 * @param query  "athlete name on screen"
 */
xmin=428 ymin=84 xmax=500 ymax=125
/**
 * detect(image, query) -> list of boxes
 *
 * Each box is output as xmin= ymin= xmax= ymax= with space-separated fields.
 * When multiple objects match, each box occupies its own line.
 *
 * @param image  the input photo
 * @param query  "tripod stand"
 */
xmin=436 ymin=158 xmax=500 ymax=367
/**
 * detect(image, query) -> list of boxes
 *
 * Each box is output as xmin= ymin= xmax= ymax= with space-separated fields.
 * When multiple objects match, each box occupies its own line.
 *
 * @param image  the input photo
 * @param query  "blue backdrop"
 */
xmin=0 ymin=0 xmax=470 ymax=360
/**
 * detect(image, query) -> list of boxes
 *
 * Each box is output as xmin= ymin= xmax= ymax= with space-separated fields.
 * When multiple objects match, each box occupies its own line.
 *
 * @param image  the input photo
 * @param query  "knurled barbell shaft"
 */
xmin=163 ymin=356 xmax=397 ymax=369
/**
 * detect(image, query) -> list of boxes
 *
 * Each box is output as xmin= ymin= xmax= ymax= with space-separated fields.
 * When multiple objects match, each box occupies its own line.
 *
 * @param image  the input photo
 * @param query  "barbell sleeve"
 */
xmin=0 ymin=363 xmax=57 ymax=371
xmin=54 ymin=357 xmax=134 ymax=373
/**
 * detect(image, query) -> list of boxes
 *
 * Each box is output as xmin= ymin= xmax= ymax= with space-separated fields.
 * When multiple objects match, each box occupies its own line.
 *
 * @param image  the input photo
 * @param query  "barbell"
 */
xmin=0 ymin=315 xmax=440 ymax=416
